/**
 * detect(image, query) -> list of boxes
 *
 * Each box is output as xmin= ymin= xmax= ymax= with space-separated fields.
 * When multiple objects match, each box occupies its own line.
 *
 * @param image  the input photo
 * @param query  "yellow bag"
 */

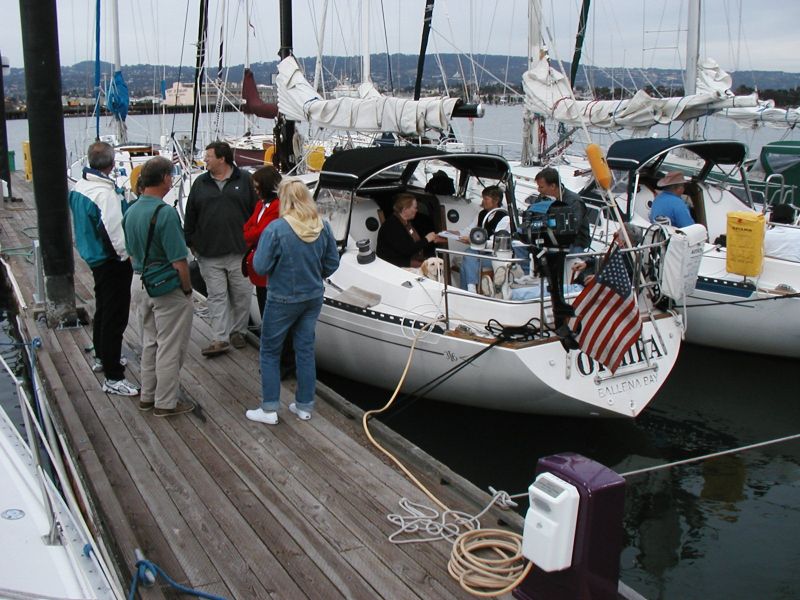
xmin=726 ymin=211 xmax=765 ymax=277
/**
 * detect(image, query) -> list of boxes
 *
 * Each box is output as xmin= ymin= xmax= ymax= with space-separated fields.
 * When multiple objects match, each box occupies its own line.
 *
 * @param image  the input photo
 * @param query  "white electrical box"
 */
xmin=521 ymin=472 xmax=580 ymax=572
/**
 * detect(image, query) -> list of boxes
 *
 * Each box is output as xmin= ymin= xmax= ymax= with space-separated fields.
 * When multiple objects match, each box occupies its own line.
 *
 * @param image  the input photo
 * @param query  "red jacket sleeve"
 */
xmin=242 ymin=199 xmax=281 ymax=247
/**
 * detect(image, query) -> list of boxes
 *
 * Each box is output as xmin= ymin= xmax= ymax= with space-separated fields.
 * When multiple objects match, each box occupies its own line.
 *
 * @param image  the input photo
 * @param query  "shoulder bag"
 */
xmin=141 ymin=204 xmax=181 ymax=297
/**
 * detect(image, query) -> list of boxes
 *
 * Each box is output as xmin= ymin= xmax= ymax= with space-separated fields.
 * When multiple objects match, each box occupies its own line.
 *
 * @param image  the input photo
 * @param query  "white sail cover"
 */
xmin=714 ymin=100 xmax=800 ymax=129
xmin=523 ymin=57 xmax=759 ymax=131
xmin=277 ymin=56 xmax=458 ymax=135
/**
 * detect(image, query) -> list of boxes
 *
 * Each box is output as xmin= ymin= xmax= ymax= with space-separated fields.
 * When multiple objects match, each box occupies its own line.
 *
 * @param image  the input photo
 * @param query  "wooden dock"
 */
xmin=0 ymin=173 xmax=521 ymax=599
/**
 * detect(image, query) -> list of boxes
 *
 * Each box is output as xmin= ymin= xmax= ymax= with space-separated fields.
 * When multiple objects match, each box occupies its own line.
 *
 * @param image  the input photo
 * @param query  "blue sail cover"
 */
xmin=106 ymin=70 xmax=130 ymax=121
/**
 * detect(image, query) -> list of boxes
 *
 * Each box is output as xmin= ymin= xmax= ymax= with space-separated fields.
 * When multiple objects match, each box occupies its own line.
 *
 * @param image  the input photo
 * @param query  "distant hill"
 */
xmin=3 ymin=54 xmax=799 ymax=105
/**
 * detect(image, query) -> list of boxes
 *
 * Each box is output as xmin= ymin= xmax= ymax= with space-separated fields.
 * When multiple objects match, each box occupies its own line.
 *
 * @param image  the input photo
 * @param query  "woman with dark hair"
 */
xmin=243 ymin=165 xmax=282 ymax=314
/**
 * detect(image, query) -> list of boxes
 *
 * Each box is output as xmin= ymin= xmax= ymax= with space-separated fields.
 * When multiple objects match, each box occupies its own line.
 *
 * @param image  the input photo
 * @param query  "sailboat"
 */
xmin=67 ymin=0 xmax=188 ymax=200
xmin=512 ymin=0 xmax=800 ymax=359
xmin=310 ymin=145 xmax=685 ymax=417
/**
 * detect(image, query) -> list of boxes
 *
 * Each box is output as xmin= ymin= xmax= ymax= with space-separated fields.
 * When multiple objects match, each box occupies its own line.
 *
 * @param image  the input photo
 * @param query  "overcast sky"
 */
xmin=1 ymin=0 xmax=797 ymax=75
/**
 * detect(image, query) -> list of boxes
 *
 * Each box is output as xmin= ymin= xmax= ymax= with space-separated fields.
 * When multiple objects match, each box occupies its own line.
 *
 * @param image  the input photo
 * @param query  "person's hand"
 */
xmin=571 ymin=260 xmax=588 ymax=273
xmin=425 ymin=232 xmax=437 ymax=243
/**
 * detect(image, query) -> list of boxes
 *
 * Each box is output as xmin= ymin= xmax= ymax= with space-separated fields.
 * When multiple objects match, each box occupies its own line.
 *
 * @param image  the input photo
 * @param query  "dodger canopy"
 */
xmin=318 ymin=146 xmax=511 ymax=192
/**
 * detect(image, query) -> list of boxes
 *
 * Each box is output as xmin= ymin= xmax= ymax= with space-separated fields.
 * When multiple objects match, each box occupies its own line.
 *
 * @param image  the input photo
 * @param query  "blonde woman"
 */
xmin=245 ymin=178 xmax=340 ymax=425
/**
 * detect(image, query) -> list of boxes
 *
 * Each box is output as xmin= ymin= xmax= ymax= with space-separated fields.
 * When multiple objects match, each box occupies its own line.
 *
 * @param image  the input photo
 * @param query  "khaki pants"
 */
xmin=196 ymin=253 xmax=253 ymax=341
xmin=133 ymin=274 xmax=194 ymax=409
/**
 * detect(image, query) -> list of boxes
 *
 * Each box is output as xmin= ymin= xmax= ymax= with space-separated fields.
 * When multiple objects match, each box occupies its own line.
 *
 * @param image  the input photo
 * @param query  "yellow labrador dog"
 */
xmin=403 ymin=256 xmax=445 ymax=282
xmin=419 ymin=256 xmax=445 ymax=282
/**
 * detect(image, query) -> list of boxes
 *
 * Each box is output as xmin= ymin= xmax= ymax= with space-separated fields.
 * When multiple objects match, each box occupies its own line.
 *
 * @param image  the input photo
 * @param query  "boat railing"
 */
xmin=436 ymin=247 xmax=543 ymax=330
xmin=763 ymin=173 xmax=795 ymax=207
xmin=1 ymin=313 xmax=125 ymax=597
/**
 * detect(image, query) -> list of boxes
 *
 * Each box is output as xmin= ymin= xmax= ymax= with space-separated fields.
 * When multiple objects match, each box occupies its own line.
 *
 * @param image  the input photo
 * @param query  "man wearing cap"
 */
xmin=650 ymin=171 xmax=695 ymax=228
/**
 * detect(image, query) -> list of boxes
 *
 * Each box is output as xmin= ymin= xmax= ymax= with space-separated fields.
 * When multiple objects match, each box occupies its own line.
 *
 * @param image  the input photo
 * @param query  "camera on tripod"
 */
xmin=517 ymin=198 xmax=578 ymax=248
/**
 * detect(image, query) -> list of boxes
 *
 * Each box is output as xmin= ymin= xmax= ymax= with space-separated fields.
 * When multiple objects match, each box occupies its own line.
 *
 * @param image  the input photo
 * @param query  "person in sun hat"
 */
xmin=650 ymin=171 xmax=695 ymax=228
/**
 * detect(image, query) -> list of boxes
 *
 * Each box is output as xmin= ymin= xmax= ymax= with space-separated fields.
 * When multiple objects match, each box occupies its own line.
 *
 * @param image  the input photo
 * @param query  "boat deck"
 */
xmin=0 ymin=173 xmax=517 ymax=599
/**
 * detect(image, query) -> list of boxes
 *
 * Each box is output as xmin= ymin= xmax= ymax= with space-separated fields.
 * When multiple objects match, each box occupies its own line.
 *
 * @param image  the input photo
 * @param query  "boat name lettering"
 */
xmin=598 ymin=373 xmax=658 ymax=400
xmin=575 ymin=336 xmax=664 ymax=377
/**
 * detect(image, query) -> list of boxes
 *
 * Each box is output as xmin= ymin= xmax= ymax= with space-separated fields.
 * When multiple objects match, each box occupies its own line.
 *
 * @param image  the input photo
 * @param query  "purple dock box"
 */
xmin=513 ymin=453 xmax=626 ymax=600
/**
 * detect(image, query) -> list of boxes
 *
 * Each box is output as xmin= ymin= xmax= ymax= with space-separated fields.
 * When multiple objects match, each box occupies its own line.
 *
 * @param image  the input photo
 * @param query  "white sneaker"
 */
xmin=92 ymin=357 xmax=128 ymax=372
xmin=102 ymin=378 xmax=140 ymax=396
xmin=289 ymin=403 xmax=312 ymax=421
xmin=245 ymin=408 xmax=278 ymax=425
xmin=480 ymin=274 xmax=494 ymax=297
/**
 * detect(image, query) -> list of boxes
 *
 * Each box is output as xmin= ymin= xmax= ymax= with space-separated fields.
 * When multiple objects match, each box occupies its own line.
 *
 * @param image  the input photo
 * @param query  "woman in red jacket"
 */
xmin=243 ymin=165 xmax=282 ymax=315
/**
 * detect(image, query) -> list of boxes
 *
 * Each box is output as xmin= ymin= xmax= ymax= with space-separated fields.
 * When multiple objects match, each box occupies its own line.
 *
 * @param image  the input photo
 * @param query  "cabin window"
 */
xmin=316 ymin=188 xmax=352 ymax=244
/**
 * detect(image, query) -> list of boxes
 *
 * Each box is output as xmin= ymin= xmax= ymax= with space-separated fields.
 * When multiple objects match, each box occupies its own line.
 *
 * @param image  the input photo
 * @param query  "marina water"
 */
xmin=3 ymin=107 xmax=799 ymax=599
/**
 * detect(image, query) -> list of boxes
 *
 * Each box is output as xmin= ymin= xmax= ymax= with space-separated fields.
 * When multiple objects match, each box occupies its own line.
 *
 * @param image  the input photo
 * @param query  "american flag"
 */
xmin=570 ymin=249 xmax=641 ymax=373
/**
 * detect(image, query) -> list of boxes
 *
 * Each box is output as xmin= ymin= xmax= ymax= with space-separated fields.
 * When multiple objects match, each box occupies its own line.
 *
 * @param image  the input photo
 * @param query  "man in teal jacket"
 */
xmin=68 ymin=141 xmax=138 ymax=396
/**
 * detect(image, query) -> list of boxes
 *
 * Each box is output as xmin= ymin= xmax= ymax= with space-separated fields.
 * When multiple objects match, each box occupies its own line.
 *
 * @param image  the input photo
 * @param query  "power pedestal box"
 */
xmin=513 ymin=453 xmax=626 ymax=600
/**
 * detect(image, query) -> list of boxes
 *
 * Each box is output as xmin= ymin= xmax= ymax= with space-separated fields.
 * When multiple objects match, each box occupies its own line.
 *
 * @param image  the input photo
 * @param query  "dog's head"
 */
xmin=419 ymin=257 xmax=444 ymax=282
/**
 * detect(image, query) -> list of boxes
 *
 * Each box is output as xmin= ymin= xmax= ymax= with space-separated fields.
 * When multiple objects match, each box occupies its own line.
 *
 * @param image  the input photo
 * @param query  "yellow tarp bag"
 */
xmin=726 ymin=211 xmax=765 ymax=277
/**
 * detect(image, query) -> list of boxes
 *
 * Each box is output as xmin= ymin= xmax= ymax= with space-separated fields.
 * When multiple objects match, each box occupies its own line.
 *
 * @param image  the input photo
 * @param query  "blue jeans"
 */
xmin=460 ymin=248 xmax=493 ymax=289
xmin=259 ymin=297 xmax=323 ymax=413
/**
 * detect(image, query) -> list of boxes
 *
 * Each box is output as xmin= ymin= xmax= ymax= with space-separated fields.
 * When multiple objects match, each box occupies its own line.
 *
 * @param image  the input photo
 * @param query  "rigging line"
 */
xmin=387 ymin=317 xmax=549 ymax=421
xmin=169 ymin=0 xmax=193 ymax=137
xmin=379 ymin=0 xmax=394 ymax=94
xmin=620 ymin=433 xmax=800 ymax=478
xmin=685 ymin=291 xmax=800 ymax=308
xmin=381 ymin=338 xmax=504 ymax=423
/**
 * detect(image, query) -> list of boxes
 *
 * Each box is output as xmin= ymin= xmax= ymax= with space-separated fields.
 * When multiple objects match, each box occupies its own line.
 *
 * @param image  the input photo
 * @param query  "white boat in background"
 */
xmin=312 ymin=145 xmax=684 ymax=418
xmin=585 ymin=138 xmax=800 ymax=358
xmin=0 ymin=334 xmax=122 ymax=599
xmin=500 ymin=1 xmax=799 ymax=359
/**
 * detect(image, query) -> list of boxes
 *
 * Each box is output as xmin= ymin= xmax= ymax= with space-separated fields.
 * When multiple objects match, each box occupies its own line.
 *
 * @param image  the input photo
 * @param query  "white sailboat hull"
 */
xmin=318 ymin=253 xmax=682 ymax=418
xmin=684 ymin=252 xmax=800 ymax=358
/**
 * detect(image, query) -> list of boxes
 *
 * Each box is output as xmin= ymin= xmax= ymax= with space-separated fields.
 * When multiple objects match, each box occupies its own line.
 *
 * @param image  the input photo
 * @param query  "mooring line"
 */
xmin=619 ymin=433 xmax=800 ymax=478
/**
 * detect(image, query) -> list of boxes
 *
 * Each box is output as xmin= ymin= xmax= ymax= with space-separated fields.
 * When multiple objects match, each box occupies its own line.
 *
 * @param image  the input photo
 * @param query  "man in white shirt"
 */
xmin=764 ymin=203 xmax=800 ymax=262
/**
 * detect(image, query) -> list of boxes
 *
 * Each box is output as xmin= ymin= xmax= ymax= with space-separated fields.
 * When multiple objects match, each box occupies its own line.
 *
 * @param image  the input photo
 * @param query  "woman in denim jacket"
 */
xmin=246 ymin=178 xmax=340 ymax=425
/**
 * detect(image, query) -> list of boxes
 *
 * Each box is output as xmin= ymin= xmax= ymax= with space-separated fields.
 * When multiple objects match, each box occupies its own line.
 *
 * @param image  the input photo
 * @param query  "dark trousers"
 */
xmin=91 ymin=259 xmax=133 ymax=381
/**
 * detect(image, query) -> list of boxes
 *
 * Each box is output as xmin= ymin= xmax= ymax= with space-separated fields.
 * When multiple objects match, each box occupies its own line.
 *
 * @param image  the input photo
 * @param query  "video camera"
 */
xmin=517 ymin=198 xmax=578 ymax=248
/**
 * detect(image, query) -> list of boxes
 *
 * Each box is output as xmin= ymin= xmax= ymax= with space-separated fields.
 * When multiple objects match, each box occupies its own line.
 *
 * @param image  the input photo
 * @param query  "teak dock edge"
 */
xmin=0 ymin=172 xmax=520 ymax=600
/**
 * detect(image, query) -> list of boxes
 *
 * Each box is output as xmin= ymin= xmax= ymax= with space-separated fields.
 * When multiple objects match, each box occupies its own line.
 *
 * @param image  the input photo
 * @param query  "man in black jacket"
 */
xmin=184 ymin=142 xmax=257 ymax=356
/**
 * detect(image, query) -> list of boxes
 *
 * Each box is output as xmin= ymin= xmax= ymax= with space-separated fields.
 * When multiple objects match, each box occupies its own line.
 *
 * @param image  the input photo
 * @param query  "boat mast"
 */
xmin=683 ymin=0 xmax=701 ymax=141
xmin=520 ymin=0 xmax=544 ymax=166
xmin=274 ymin=0 xmax=296 ymax=173
xmin=312 ymin=0 xmax=329 ymax=94
xmin=569 ymin=0 xmax=591 ymax=88
xmin=94 ymin=0 xmax=101 ymax=140
xmin=108 ymin=0 xmax=127 ymax=143
xmin=361 ymin=0 xmax=371 ymax=84
xmin=191 ymin=0 xmax=209 ymax=153
xmin=414 ymin=0 xmax=435 ymax=101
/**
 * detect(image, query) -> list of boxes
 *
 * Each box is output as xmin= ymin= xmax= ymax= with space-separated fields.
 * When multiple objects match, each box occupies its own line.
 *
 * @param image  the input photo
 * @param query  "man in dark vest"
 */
xmin=458 ymin=186 xmax=510 ymax=294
